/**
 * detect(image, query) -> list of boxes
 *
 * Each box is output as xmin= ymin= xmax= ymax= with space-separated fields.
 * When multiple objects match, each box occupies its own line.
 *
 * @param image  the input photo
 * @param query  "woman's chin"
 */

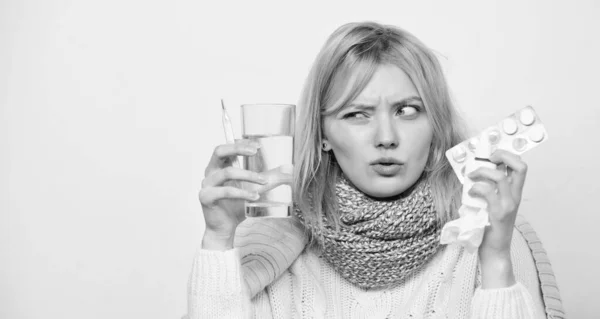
xmin=342 ymin=171 xmax=419 ymax=200
xmin=361 ymin=183 xmax=411 ymax=200
xmin=363 ymin=174 xmax=425 ymax=199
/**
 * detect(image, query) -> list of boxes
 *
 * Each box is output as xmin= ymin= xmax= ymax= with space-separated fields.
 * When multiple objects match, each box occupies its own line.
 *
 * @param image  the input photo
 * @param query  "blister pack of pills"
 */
xmin=446 ymin=106 xmax=548 ymax=183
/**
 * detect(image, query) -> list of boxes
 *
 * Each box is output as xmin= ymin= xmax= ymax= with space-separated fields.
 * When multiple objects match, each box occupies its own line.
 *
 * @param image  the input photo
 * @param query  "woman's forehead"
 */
xmin=346 ymin=65 xmax=421 ymax=104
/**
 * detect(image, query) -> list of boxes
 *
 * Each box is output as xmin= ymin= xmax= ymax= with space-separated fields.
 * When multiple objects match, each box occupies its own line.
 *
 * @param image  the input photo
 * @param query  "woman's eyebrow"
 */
xmin=347 ymin=103 xmax=376 ymax=111
xmin=348 ymin=96 xmax=423 ymax=109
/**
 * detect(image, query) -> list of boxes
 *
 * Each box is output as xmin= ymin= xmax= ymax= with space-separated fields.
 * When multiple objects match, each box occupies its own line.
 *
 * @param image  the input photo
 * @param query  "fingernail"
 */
xmin=244 ymin=146 xmax=258 ymax=153
xmin=279 ymin=164 xmax=294 ymax=175
xmin=257 ymin=174 xmax=268 ymax=184
xmin=249 ymin=141 xmax=261 ymax=148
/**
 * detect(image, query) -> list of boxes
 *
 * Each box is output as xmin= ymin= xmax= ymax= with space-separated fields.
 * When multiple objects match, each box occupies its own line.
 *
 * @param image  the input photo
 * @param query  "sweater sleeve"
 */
xmin=186 ymin=248 xmax=251 ymax=319
xmin=469 ymin=221 xmax=549 ymax=319
xmin=470 ymin=282 xmax=541 ymax=318
xmin=184 ymin=217 xmax=305 ymax=319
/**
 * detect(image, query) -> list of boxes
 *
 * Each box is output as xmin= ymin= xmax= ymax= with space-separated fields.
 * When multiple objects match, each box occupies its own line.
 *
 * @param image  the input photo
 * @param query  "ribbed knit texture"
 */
xmin=186 ymin=248 xmax=250 ymax=318
xmin=514 ymin=215 xmax=566 ymax=318
xmin=185 ymin=216 xmax=554 ymax=318
xmin=471 ymin=283 xmax=537 ymax=318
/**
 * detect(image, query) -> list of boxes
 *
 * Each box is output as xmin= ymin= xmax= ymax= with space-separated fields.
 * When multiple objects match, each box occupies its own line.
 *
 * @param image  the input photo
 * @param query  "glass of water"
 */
xmin=241 ymin=104 xmax=295 ymax=218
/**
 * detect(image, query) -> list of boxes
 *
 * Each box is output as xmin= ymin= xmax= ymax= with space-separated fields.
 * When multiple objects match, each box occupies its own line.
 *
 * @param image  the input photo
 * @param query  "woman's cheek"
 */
xmin=415 ymin=125 xmax=434 ymax=161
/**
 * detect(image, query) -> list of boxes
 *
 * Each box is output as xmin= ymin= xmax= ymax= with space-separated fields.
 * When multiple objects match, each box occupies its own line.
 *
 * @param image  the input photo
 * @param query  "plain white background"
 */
xmin=2 ymin=0 xmax=599 ymax=318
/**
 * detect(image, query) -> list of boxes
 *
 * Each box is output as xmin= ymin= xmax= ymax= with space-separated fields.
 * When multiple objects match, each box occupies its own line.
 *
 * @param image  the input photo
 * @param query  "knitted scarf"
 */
xmin=237 ymin=175 xmax=443 ymax=295
xmin=297 ymin=175 xmax=442 ymax=289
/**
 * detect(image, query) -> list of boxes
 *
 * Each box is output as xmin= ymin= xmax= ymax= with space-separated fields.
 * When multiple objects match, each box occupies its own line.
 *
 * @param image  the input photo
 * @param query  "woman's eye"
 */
xmin=397 ymin=105 xmax=420 ymax=117
xmin=343 ymin=112 xmax=367 ymax=119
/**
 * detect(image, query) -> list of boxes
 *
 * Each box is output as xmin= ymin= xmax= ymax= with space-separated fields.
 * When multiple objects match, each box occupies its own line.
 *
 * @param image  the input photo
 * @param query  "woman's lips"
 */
xmin=371 ymin=163 xmax=403 ymax=176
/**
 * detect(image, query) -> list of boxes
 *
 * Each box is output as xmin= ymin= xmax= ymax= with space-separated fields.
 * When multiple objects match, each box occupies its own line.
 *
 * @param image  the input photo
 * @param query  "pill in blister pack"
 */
xmin=446 ymin=106 xmax=548 ymax=183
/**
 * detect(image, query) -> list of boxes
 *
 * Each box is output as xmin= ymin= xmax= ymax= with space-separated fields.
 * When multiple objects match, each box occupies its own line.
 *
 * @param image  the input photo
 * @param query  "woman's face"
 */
xmin=323 ymin=64 xmax=433 ymax=198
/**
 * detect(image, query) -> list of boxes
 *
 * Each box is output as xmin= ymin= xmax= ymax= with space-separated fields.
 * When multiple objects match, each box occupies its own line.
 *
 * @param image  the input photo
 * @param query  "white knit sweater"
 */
xmin=185 ymin=218 xmax=546 ymax=318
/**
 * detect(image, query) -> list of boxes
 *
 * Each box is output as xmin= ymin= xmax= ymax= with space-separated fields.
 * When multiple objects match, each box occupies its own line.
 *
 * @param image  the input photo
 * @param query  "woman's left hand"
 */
xmin=467 ymin=149 xmax=528 ymax=284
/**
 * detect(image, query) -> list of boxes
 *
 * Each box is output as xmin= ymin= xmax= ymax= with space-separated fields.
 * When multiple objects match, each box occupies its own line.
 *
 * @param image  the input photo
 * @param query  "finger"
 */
xmin=199 ymin=186 xmax=260 ymax=207
xmin=253 ymin=164 xmax=294 ymax=194
xmin=497 ymin=163 xmax=508 ymax=177
xmin=468 ymin=181 xmax=501 ymax=208
xmin=204 ymin=141 xmax=260 ymax=177
xmin=489 ymin=149 xmax=528 ymax=192
xmin=468 ymin=167 xmax=512 ymax=197
xmin=202 ymin=166 xmax=268 ymax=188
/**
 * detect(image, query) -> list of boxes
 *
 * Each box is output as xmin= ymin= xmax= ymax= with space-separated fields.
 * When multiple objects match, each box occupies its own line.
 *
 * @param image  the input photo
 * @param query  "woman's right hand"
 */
xmin=199 ymin=140 xmax=292 ymax=250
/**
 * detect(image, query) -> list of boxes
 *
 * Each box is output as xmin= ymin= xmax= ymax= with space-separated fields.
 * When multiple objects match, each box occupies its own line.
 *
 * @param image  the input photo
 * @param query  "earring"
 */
xmin=322 ymin=142 xmax=329 ymax=151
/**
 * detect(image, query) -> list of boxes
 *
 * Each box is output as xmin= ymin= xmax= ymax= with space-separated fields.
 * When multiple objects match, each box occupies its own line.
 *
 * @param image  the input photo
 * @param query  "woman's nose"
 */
xmin=374 ymin=115 xmax=399 ymax=149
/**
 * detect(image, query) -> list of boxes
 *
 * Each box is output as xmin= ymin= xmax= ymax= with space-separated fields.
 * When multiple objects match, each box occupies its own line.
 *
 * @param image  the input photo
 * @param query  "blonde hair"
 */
xmin=293 ymin=21 xmax=467 ymax=245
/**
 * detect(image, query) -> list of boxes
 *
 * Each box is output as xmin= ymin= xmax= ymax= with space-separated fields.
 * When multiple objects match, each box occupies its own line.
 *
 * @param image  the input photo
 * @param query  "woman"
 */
xmin=190 ymin=22 xmax=548 ymax=318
